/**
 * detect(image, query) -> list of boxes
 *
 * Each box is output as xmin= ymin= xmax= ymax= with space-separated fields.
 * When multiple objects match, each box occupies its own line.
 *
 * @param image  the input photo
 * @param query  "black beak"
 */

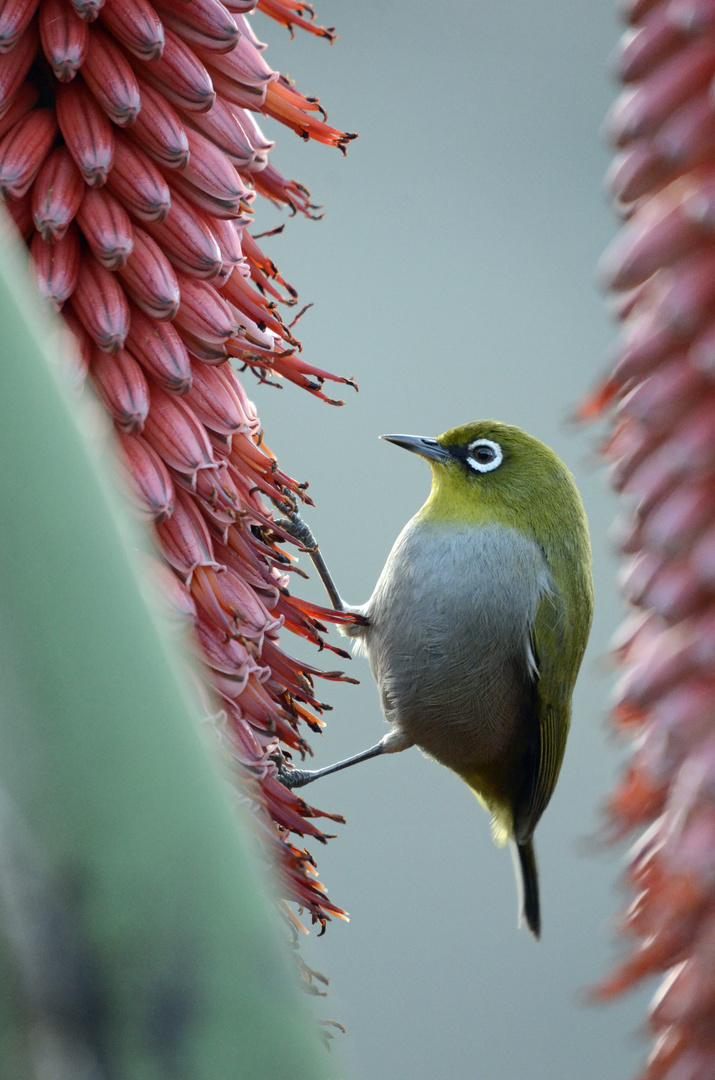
xmin=380 ymin=434 xmax=451 ymax=463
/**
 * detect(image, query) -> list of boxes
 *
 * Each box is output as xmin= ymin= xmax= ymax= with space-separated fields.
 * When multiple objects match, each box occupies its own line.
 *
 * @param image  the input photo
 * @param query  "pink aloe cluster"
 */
xmin=0 ymin=0 xmax=358 ymax=937
xmin=585 ymin=0 xmax=715 ymax=1074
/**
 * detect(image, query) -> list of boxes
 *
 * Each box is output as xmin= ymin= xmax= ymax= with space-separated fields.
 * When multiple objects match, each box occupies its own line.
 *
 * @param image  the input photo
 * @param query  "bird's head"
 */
xmin=381 ymin=420 xmax=581 ymax=532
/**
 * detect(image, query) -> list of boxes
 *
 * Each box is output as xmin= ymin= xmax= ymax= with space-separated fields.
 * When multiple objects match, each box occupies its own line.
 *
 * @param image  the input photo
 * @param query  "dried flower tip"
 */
xmin=257 ymin=0 xmax=336 ymax=42
xmin=251 ymin=162 xmax=323 ymax=217
xmin=221 ymin=266 xmax=292 ymax=341
xmin=262 ymin=80 xmax=357 ymax=151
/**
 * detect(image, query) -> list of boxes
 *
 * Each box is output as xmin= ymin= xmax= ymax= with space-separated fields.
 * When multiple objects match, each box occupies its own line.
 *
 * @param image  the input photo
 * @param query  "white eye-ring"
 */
xmin=466 ymin=438 xmax=503 ymax=473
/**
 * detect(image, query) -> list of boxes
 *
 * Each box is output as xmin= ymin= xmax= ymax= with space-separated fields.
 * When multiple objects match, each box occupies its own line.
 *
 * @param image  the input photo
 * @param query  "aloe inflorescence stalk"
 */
xmin=583 ymin=0 xmax=715 ymax=1074
xmin=0 ymin=0 xmax=359 ymax=951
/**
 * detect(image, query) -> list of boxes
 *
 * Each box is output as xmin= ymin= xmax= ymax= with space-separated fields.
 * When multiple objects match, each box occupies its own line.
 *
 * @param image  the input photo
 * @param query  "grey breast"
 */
xmin=358 ymin=519 xmax=552 ymax=769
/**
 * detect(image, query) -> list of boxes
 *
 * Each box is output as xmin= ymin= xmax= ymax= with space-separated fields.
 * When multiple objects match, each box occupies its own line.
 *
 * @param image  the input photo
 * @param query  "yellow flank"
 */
xmin=455 ymin=744 xmax=528 ymax=846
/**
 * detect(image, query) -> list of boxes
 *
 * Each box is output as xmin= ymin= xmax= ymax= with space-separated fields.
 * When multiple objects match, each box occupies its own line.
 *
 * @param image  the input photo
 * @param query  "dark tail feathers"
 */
xmin=512 ymin=837 xmax=540 ymax=940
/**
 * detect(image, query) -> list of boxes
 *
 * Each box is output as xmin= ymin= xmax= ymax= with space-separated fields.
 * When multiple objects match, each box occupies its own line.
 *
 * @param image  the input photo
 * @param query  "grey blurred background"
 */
xmin=247 ymin=3 xmax=649 ymax=1078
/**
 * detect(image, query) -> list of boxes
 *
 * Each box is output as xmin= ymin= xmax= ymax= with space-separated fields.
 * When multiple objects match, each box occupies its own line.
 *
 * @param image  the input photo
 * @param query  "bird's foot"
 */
xmin=269 ymin=751 xmax=316 ymax=790
xmin=273 ymin=503 xmax=318 ymax=553
xmin=271 ymin=741 xmax=389 ymax=788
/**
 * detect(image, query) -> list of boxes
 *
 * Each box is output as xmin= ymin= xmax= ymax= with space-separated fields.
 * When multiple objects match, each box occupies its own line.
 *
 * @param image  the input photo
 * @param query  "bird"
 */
xmin=275 ymin=420 xmax=593 ymax=939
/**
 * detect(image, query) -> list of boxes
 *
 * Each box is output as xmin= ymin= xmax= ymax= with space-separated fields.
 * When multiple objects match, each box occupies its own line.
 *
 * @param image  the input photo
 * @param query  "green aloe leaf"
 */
xmin=0 ymin=224 xmax=332 ymax=1080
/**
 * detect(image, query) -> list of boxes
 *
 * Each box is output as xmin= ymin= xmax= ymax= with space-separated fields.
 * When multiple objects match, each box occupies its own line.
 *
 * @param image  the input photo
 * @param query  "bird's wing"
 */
xmin=513 ymin=589 xmax=572 ymax=844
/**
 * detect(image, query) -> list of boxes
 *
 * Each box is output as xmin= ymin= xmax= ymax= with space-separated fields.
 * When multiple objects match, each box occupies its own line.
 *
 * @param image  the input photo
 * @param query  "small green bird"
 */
xmin=277 ymin=421 xmax=593 ymax=938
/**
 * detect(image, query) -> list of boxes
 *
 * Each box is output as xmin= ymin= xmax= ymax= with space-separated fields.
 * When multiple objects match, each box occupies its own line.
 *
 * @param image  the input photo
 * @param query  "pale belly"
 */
xmin=358 ymin=520 xmax=551 ymax=769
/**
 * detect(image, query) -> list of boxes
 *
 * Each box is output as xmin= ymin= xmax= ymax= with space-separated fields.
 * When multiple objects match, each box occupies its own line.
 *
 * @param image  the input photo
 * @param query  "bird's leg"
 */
xmin=273 ymin=503 xmax=347 ymax=612
xmin=272 ymin=730 xmax=413 ymax=790
xmin=272 ymin=743 xmax=385 ymax=789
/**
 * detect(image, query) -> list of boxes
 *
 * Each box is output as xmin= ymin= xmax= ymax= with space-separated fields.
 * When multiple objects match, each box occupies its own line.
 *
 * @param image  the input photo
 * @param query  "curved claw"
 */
xmin=269 ymin=750 xmax=313 ymax=789
xmin=275 ymin=510 xmax=317 ymax=552
xmin=278 ymin=766 xmax=315 ymax=789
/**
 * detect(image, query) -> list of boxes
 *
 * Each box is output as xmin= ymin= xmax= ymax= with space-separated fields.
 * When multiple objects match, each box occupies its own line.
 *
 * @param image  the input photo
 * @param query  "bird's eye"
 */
xmin=466 ymin=438 xmax=503 ymax=474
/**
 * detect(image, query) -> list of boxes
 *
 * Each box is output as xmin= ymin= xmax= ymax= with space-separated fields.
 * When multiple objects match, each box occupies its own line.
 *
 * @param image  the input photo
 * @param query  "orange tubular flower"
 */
xmin=0 ymin=0 xmax=358 ymax=943
xmin=585 ymin=1 xmax=715 ymax=1073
